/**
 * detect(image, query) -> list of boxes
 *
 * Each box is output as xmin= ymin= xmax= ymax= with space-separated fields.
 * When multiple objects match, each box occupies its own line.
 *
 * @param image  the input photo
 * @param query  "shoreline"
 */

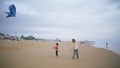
xmin=92 ymin=42 xmax=120 ymax=55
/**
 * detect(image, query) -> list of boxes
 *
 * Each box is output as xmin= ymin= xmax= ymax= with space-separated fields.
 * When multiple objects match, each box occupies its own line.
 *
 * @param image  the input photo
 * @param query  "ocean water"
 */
xmin=92 ymin=42 xmax=120 ymax=55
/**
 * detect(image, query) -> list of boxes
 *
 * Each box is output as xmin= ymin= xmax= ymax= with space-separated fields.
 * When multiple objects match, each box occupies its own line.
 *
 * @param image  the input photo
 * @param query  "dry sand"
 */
xmin=0 ymin=40 xmax=120 ymax=68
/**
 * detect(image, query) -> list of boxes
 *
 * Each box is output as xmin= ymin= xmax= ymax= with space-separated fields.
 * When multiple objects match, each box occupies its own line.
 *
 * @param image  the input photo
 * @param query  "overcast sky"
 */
xmin=0 ymin=0 xmax=120 ymax=42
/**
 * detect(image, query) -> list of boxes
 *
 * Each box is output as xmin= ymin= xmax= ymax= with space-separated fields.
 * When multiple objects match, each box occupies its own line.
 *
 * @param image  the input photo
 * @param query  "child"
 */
xmin=54 ymin=43 xmax=59 ymax=57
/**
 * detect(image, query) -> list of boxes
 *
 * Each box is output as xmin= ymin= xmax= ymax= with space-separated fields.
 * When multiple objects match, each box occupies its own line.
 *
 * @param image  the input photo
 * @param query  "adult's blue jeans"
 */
xmin=72 ymin=49 xmax=79 ymax=59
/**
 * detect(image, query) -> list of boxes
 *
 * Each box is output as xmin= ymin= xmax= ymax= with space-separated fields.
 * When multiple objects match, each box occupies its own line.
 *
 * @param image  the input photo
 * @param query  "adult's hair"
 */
xmin=72 ymin=39 xmax=76 ymax=43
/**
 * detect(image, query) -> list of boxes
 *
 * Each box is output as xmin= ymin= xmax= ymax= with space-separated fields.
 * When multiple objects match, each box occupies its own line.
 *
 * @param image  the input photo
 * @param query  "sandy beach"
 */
xmin=0 ymin=40 xmax=120 ymax=68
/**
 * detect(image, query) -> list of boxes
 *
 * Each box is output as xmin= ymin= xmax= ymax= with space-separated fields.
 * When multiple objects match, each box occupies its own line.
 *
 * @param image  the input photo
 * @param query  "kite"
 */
xmin=5 ymin=4 xmax=16 ymax=18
